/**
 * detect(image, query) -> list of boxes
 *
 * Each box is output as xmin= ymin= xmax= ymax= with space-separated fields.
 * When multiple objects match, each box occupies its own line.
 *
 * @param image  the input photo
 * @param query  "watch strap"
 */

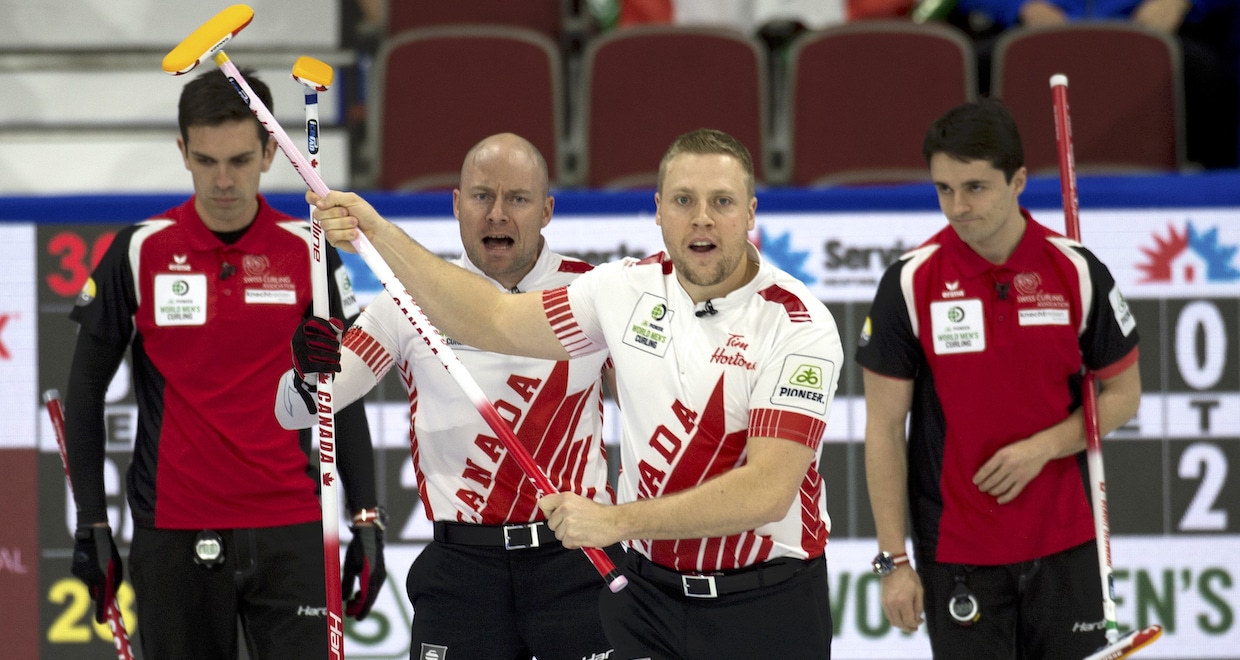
xmin=352 ymin=507 xmax=386 ymax=529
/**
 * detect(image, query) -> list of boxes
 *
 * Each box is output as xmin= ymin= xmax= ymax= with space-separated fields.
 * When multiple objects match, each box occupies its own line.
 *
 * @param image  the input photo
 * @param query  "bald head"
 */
xmin=452 ymin=133 xmax=555 ymax=289
xmin=460 ymin=133 xmax=550 ymax=198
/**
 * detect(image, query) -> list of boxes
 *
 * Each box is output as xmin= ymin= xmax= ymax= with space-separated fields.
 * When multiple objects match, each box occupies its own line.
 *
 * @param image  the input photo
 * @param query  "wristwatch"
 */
xmin=352 ymin=506 xmax=388 ymax=531
xmin=871 ymin=551 xmax=910 ymax=577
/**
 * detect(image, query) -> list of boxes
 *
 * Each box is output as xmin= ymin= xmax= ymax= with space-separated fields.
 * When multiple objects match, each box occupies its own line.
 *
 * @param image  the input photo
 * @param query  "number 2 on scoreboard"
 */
xmin=46 ymin=577 xmax=137 ymax=644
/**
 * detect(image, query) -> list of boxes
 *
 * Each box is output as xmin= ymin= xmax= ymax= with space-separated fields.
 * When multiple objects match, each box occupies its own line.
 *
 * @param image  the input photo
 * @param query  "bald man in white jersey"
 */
xmin=309 ymin=128 xmax=843 ymax=659
xmin=277 ymin=134 xmax=620 ymax=660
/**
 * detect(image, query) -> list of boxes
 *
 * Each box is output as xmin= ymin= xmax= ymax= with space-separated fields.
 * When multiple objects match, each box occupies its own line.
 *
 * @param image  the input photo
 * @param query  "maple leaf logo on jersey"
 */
xmin=322 ymin=472 xmax=334 ymax=487
xmin=1137 ymin=221 xmax=1240 ymax=283
xmin=642 ymin=376 xmax=752 ymax=571
xmin=461 ymin=361 xmax=606 ymax=523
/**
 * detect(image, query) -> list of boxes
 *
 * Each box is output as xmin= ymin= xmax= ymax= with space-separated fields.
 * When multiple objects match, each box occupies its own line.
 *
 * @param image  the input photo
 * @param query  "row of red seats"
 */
xmin=365 ymin=20 xmax=1182 ymax=190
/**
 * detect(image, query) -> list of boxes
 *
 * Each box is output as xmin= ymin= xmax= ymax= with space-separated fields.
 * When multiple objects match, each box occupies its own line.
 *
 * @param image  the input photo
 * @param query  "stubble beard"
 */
xmin=674 ymin=248 xmax=742 ymax=289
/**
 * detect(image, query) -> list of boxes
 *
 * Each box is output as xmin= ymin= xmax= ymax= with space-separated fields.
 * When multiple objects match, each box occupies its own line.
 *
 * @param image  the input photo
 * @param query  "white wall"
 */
xmin=0 ymin=1 xmax=354 ymax=195
xmin=0 ymin=0 xmax=340 ymax=49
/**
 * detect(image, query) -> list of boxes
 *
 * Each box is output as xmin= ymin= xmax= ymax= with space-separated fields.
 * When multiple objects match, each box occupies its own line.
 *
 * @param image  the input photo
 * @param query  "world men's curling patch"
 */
xmin=623 ymin=292 xmax=672 ymax=357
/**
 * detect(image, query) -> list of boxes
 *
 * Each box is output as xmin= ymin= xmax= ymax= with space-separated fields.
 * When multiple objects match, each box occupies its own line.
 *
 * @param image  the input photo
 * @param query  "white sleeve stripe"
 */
xmin=899 ymin=245 xmax=939 ymax=339
xmin=1047 ymin=236 xmax=1093 ymax=336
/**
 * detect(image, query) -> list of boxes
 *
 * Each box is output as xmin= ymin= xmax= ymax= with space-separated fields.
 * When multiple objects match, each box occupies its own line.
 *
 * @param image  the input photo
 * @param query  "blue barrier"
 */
xmin=4 ymin=169 xmax=1240 ymax=223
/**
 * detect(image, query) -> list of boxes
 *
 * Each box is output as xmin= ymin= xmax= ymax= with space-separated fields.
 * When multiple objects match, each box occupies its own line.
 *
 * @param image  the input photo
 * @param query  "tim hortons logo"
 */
xmin=709 ymin=333 xmax=756 ymax=370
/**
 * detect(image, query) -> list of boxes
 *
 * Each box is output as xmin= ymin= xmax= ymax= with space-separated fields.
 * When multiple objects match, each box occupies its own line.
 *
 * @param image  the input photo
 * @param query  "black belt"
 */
xmin=635 ymin=553 xmax=821 ymax=599
xmin=433 ymin=521 xmax=558 ymax=550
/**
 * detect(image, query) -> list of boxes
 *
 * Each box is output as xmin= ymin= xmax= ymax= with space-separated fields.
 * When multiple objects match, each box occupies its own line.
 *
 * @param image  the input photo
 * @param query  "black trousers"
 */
xmin=406 ymin=537 xmax=624 ymax=660
xmin=599 ymin=551 xmax=833 ymax=659
xmin=129 ymin=521 xmax=329 ymax=660
xmin=921 ymin=540 xmax=1107 ymax=660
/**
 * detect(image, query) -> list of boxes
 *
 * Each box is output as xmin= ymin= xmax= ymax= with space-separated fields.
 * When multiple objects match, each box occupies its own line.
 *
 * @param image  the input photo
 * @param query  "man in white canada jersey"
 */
xmin=309 ymin=128 xmax=844 ymax=659
xmin=276 ymin=133 xmax=620 ymax=660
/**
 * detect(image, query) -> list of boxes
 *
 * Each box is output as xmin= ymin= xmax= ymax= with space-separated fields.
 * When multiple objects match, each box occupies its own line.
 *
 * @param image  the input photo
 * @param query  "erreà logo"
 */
xmin=1138 ymin=221 xmax=1240 ymax=283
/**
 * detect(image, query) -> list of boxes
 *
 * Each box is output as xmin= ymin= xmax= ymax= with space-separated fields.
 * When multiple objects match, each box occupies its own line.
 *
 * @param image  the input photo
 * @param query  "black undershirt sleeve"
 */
xmin=335 ymin=399 xmax=378 ymax=513
xmin=63 ymin=330 xmax=129 ymax=528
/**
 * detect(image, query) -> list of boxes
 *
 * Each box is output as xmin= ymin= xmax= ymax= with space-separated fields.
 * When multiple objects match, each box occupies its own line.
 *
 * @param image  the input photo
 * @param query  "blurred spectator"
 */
xmin=604 ymin=0 xmax=956 ymax=53
xmin=954 ymin=0 xmax=1240 ymax=169
xmin=612 ymin=0 xmax=843 ymax=31
xmin=603 ymin=0 xmax=845 ymax=62
xmin=339 ymin=0 xmax=386 ymax=184
xmin=849 ymin=0 xmax=917 ymax=20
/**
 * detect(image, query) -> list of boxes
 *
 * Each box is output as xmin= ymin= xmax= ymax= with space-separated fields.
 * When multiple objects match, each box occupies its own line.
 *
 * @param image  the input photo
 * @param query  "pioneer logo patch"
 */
xmin=771 ymin=354 xmax=834 ymax=415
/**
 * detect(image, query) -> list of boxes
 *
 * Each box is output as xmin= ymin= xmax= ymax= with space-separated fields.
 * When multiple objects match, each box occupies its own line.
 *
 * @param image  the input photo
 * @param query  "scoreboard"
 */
xmin=22 ymin=205 xmax=1240 ymax=659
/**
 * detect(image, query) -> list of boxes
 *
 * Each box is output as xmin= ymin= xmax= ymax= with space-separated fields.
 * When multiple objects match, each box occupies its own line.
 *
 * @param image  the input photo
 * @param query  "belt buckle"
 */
xmin=681 ymin=574 xmax=718 ymax=598
xmin=503 ymin=523 xmax=540 ymax=550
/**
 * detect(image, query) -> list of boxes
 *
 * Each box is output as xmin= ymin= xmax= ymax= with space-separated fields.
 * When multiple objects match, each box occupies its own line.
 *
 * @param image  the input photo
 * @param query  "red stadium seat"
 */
xmin=577 ymin=26 xmax=768 ymax=189
xmin=991 ymin=22 xmax=1184 ymax=175
xmin=387 ymin=0 xmax=565 ymax=42
xmin=782 ymin=21 xmax=976 ymax=186
xmin=367 ymin=26 xmax=564 ymax=191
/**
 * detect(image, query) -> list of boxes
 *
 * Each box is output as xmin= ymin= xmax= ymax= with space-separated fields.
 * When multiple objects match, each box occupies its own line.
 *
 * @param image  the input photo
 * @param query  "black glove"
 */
xmin=291 ymin=316 xmax=344 ymax=381
xmin=71 ymin=525 xmax=122 ymax=625
xmin=342 ymin=521 xmax=386 ymax=621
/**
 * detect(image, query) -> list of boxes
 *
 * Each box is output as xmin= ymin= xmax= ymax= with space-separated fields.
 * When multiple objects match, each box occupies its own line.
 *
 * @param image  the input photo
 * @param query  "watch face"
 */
xmin=872 ymin=553 xmax=894 ymax=575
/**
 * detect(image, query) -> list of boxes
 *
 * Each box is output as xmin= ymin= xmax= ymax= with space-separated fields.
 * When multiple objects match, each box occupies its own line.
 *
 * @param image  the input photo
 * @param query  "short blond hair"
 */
xmin=657 ymin=128 xmax=755 ymax=198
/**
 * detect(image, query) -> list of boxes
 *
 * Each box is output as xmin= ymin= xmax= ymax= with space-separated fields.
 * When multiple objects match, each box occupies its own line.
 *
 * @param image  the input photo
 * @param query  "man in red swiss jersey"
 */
xmin=857 ymin=99 xmax=1141 ymax=659
xmin=62 ymin=68 xmax=383 ymax=659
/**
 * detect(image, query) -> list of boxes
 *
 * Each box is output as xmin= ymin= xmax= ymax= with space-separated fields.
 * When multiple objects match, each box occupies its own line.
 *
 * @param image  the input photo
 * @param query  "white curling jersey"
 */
xmin=339 ymin=246 xmax=613 ymax=524
xmin=544 ymin=244 xmax=843 ymax=572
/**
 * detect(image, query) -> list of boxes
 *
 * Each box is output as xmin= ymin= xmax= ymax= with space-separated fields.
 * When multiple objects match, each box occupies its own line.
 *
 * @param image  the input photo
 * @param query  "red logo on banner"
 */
xmin=0 ymin=313 xmax=12 ymax=360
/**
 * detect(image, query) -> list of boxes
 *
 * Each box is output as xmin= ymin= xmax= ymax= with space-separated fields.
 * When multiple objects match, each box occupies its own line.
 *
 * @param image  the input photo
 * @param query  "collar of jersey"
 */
xmin=941 ymin=208 xmax=1047 ymax=279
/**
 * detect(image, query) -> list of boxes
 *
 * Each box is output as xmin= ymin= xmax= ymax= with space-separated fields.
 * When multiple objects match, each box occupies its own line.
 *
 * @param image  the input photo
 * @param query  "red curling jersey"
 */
xmin=855 ymin=213 xmax=1140 ymax=565
xmin=72 ymin=196 xmax=348 ymax=529
xmin=545 ymin=244 xmax=843 ymax=573
xmin=333 ymin=247 xmax=614 ymax=524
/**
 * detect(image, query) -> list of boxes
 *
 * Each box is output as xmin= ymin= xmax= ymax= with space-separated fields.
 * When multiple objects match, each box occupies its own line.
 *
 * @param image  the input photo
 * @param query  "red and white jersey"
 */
xmin=544 ymin=244 xmax=843 ymax=572
xmin=74 ymin=196 xmax=359 ymax=530
xmin=316 ymin=246 xmax=613 ymax=524
xmin=855 ymin=213 xmax=1140 ymax=565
